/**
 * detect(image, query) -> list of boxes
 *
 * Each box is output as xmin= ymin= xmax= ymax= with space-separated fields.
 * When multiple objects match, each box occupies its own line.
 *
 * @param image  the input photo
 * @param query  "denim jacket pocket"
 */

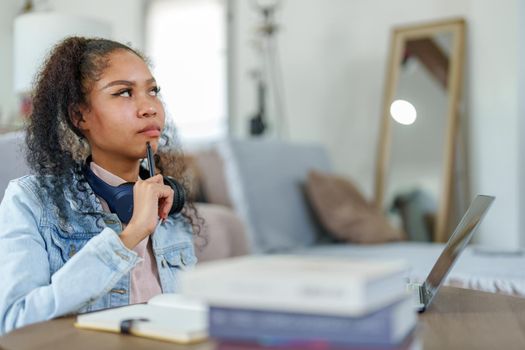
xmin=162 ymin=242 xmax=198 ymax=270
xmin=158 ymin=242 xmax=197 ymax=293
xmin=48 ymin=226 xmax=112 ymax=313
xmin=48 ymin=226 xmax=98 ymax=273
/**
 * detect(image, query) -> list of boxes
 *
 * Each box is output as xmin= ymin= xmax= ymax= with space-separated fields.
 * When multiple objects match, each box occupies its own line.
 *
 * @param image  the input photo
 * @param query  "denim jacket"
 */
xmin=0 ymin=174 xmax=196 ymax=335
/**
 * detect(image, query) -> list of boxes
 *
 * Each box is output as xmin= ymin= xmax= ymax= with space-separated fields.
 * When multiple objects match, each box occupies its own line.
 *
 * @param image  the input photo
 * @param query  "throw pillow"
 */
xmin=305 ymin=170 xmax=405 ymax=243
xmin=194 ymin=148 xmax=233 ymax=208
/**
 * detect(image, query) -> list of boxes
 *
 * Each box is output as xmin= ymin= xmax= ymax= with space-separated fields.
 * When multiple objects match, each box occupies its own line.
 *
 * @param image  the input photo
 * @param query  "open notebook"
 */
xmin=75 ymin=294 xmax=208 ymax=344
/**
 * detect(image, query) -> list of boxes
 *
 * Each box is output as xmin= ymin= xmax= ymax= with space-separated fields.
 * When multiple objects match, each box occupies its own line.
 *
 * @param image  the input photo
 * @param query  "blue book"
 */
xmin=215 ymin=333 xmax=419 ymax=350
xmin=209 ymin=297 xmax=415 ymax=347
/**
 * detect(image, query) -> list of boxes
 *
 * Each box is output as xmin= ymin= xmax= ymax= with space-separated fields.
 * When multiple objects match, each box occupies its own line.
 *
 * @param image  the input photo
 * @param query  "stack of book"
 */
xmin=181 ymin=255 xmax=419 ymax=350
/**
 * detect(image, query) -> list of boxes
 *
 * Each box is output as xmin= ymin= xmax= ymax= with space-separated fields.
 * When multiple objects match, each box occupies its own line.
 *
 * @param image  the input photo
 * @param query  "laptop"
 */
xmin=407 ymin=195 xmax=495 ymax=312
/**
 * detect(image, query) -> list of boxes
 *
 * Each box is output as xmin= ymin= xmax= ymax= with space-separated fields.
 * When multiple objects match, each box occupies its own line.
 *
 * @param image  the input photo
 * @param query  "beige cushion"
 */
xmin=194 ymin=149 xmax=233 ymax=208
xmin=305 ymin=170 xmax=405 ymax=244
xmin=193 ymin=203 xmax=249 ymax=262
xmin=180 ymin=155 xmax=205 ymax=202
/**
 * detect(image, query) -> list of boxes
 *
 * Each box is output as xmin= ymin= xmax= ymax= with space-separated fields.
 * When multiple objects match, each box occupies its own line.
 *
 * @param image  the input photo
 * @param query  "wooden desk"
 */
xmin=1 ymin=287 xmax=525 ymax=350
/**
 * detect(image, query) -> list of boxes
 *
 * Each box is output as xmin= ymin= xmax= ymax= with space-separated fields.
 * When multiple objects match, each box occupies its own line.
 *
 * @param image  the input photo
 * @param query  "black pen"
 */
xmin=146 ymin=142 xmax=165 ymax=226
xmin=146 ymin=142 xmax=155 ymax=178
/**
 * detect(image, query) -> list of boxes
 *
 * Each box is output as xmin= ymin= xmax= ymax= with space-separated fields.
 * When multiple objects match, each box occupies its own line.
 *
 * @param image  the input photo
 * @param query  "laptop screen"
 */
xmin=422 ymin=195 xmax=494 ymax=305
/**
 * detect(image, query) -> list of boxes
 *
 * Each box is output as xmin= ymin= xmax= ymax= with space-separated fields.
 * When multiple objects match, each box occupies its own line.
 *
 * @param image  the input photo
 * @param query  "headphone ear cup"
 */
xmin=139 ymin=166 xmax=151 ymax=180
xmin=163 ymin=176 xmax=186 ymax=215
xmin=84 ymin=161 xmax=135 ymax=224
xmin=113 ymin=184 xmax=135 ymax=224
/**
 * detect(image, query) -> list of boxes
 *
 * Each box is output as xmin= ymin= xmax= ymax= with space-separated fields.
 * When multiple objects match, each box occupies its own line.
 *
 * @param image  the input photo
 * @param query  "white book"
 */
xmin=180 ymin=254 xmax=409 ymax=317
xmin=75 ymin=294 xmax=208 ymax=344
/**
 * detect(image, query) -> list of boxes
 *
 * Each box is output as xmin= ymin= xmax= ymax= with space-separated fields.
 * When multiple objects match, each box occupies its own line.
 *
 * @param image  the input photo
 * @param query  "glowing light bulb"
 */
xmin=390 ymin=99 xmax=417 ymax=125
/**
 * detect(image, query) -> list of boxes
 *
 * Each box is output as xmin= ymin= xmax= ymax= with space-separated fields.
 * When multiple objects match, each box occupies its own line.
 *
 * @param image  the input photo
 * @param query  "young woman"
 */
xmin=0 ymin=37 xmax=199 ymax=334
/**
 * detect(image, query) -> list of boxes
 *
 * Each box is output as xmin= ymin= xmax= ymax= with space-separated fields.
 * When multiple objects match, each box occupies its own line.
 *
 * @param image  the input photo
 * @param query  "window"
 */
xmin=146 ymin=0 xmax=227 ymax=143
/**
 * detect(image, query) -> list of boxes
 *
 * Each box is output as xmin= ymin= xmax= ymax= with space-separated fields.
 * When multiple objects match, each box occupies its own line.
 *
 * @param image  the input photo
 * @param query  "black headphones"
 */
xmin=83 ymin=156 xmax=185 ymax=224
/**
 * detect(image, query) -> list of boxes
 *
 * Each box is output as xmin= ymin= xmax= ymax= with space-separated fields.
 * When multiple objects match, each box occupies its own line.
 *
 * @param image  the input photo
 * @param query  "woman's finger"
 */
xmin=144 ymin=174 xmax=164 ymax=184
xmin=158 ymin=186 xmax=174 ymax=219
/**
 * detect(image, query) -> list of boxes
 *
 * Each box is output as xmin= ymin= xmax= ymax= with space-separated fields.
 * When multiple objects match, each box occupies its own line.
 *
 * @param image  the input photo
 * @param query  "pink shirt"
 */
xmin=90 ymin=162 xmax=162 ymax=304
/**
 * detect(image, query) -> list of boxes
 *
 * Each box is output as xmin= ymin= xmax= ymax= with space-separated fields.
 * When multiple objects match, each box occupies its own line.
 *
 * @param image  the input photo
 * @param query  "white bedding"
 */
xmin=293 ymin=242 xmax=525 ymax=297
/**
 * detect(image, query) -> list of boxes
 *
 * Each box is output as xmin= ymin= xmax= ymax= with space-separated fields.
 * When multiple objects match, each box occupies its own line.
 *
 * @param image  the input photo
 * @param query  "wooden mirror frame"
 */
xmin=374 ymin=18 xmax=465 ymax=243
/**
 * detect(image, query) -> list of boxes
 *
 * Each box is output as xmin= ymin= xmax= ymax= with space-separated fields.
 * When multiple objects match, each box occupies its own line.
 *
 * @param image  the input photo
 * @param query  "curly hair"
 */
xmin=26 ymin=36 xmax=202 ymax=234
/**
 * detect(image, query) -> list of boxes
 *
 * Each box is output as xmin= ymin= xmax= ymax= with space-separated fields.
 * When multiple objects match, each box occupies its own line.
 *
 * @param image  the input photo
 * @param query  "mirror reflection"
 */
xmin=376 ymin=19 xmax=465 ymax=243
xmin=388 ymin=32 xmax=452 ymax=241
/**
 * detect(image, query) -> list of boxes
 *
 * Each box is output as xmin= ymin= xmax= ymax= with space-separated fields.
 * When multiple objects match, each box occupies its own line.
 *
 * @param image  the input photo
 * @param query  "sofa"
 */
xmin=2 ymin=132 xmax=525 ymax=297
xmin=189 ymin=138 xmax=525 ymax=297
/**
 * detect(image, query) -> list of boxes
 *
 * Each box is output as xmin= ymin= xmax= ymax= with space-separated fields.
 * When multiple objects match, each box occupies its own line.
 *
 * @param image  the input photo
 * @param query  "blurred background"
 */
xmin=0 ymin=0 xmax=523 ymax=249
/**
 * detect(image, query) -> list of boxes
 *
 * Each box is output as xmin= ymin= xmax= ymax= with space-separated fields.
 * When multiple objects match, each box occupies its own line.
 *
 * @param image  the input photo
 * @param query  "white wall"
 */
xmin=0 ymin=0 xmax=145 ymax=125
xmin=518 ymin=1 xmax=525 ymax=247
xmin=466 ymin=1 xmax=519 ymax=247
xmin=230 ymin=0 xmax=522 ymax=247
xmin=46 ymin=0 xmax=146 ymax=49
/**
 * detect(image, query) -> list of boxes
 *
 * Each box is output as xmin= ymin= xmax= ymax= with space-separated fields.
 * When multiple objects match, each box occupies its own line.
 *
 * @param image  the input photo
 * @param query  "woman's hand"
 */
xmin=120 ymin=175 xmax=174 ymax=249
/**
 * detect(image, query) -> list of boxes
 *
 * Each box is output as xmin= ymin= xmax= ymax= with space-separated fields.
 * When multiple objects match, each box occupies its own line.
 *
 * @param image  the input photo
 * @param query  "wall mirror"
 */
xmin=375 ymin=18 xmax=465 ymax=243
